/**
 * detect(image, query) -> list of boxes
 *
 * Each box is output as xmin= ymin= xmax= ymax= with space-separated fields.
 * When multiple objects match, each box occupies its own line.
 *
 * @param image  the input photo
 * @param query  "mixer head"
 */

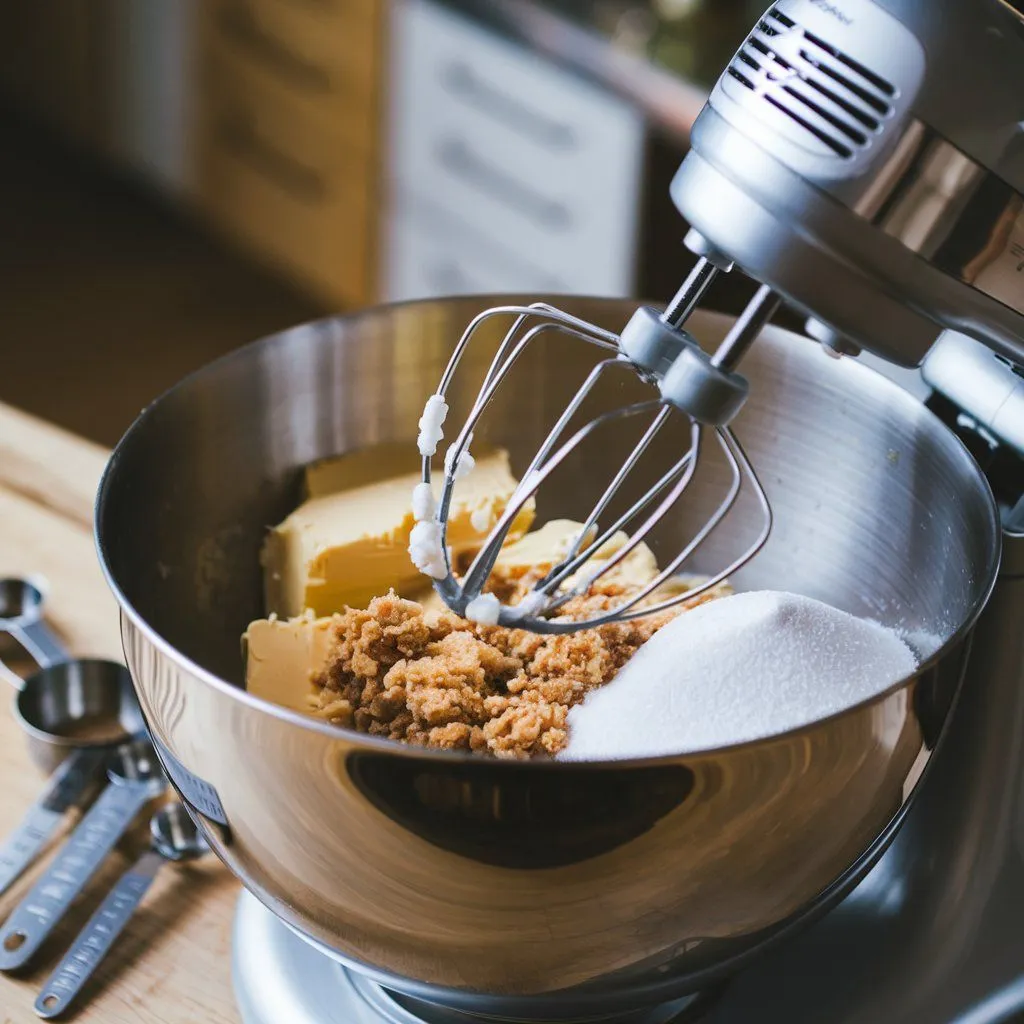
xmin=672 ymin=0 xmax=1024 ymax=370
xmin=416 ymin=0 xmax=1024 ymax=630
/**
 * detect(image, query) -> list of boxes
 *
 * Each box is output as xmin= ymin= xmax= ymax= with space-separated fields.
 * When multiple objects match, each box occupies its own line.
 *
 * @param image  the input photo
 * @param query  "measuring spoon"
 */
xmin=0 ymin=578 xmax=147 ymax=897
xmin=0 ymin=739 xmax=166 ymax=971
xmin=35 ymin=803 xmax=207 ymax=1018
xmin=0 ymin=747 xmax=109 ymax=901
xmin=0 ymin=577 xmax=64 ymax=667
xmin=0 ymin=577 xmax=145 ymax=775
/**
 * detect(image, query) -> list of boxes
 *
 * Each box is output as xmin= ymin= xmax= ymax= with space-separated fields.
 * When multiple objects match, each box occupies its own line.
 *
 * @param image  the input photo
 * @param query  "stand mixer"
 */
xmin=414 ymin=0 xmax=1024 ymax=640
xmin=93 ymin=1 xmax=1024 ymax=1022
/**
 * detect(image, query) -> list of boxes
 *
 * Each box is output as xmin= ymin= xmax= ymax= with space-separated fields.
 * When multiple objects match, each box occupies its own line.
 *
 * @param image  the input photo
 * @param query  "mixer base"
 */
xmin=231 ymin=891 xmax=711 ymax=1024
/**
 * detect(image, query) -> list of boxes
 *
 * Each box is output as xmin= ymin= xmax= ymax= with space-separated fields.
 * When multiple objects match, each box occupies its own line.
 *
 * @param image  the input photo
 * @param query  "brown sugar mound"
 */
xmin=310 ymin=570 xmax=726 ymax=759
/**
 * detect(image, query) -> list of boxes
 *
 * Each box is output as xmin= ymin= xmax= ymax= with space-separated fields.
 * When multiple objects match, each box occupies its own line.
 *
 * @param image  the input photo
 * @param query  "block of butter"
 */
xmin=495 ymin=519 xmax=660 ymax=589
xmin=243 ymin=612 xmax=334 ymax=712
xmin=492 ymin=520 xmax=725 ymax=604
xmin=260 ymin=446 xmax=534 ymax=617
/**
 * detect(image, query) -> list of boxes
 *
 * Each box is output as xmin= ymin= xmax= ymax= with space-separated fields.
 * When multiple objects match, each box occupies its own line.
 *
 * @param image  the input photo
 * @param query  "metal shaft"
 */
xmin=662 ymin=258 xmax=720 ymax=327
xmin=711 ymin=285 xmax=782 ymax=370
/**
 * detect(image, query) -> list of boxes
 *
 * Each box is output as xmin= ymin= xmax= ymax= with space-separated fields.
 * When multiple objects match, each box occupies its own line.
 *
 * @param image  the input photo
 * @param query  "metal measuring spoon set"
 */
xmin=0 ymin=577 xmax=208 ymax=1016
xmin=35 ymin=802 xmax=206 ymax=1018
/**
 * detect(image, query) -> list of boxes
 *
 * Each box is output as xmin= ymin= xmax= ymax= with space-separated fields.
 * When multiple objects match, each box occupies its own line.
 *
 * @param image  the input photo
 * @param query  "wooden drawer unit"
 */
xmin=195 ymin=45 xmax=376 ymax=306
xmin=243 ymin=0 xmax=379 ymax=56
xmin=205 ymin=0 xmax=380 ymax=138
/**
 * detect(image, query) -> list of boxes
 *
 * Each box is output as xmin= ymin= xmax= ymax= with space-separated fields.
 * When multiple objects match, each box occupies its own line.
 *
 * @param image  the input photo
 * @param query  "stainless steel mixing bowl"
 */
xmin=95 ymin=298 xmax=999 ymax=1018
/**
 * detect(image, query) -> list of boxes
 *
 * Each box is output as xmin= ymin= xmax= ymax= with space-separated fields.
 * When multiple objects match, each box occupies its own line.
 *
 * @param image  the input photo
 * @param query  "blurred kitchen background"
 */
xmin=0 ymin=0 xmax=771 ymax=446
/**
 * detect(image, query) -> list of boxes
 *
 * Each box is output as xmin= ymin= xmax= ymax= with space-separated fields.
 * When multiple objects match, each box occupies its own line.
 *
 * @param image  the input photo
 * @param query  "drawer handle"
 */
xmin=278 ymin=0 xmax=337 ymax=9
xmin=217 ymin=112 xmax=327 ymax=202
xmin=436 ymin=137 xmax=572 ymax=231
xmin=441 ymin=60 xmax=577 ymax=152
xmin=218 ymin=2 xmax=333 ymax=93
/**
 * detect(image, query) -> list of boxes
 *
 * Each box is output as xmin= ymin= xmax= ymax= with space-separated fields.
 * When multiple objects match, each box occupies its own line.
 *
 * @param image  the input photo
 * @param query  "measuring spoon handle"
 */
xmin=0 ymin=749 xmax=107 ymax=898
xmin=0 ymin=779 xmax=159 ymax=970
xmin=9 ymin=620 xmax=68 ymax=670
xmin=35 ymin=850 xmax=163 ymax=1018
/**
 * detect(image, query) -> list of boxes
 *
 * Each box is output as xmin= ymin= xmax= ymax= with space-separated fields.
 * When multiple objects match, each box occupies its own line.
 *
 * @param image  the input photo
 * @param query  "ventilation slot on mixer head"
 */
xmin=726 ymin=5 xmax=896 ymax=159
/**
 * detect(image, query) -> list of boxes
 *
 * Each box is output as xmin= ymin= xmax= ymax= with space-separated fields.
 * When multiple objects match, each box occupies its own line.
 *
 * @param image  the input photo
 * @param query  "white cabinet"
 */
xmin=387 ymin=190 xmax=566 ymax=299
xmin=384 ymin=0 xmax=645 ymax=301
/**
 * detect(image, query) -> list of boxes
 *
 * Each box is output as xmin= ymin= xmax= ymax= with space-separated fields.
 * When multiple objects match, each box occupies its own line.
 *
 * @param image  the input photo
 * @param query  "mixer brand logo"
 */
xmin=808 ymin=0 xmax=854 ymax=26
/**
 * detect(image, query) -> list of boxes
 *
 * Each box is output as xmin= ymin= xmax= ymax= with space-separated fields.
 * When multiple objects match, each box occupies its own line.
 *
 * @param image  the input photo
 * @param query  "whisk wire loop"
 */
xmin=460 ymin=397 xmax=664 ymax=600
xmin=566 ymin=404 xmax=674 ymax=563
xmin=418 ymin=298 xmax=776 ymax=633
xmin=543 ymin=421 xmax=702 ymax=605
xmin=431 ymin=312 xmax=624 ymax=575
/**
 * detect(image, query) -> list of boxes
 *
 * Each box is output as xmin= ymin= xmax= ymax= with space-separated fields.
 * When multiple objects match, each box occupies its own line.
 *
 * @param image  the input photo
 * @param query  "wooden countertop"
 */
xmin=0 ymin=402 xmax=240 ymax=1023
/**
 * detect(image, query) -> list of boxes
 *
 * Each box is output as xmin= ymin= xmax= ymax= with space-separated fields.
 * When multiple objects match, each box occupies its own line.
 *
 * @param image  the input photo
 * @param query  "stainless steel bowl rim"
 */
xmin=94 ymin=301 xmax=1003 ymax=768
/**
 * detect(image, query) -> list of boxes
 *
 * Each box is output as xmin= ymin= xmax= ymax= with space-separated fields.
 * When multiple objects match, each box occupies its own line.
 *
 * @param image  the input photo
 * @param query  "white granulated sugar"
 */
xmin=408 ymin=520 xmax=447 ymax=579
xmin=470 ymin=504 xmax=491 ymax=533
xmin=417 ymin=394 xmax=448 ymax=457
xmin=465 ymin=592 xmax=501 ymax=625
xmin=559 ymin=591 xmax=918 ymax=761
xmin=900 ymin=627 xmax=943 ymax=662
xmin=411 ymin=482 xmax=437 ymax=523
xmin=444 ymin=441 xmax=475 ymax=480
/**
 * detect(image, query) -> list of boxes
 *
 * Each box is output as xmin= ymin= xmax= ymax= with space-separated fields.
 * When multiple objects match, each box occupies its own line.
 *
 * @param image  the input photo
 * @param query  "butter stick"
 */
xmin=242 ymin=613 xmax=335 ymax=712
xmin=495 ymin=519 xmax=660 ymax=590
xmin=260 ymin=447 xmax=534 ymax=617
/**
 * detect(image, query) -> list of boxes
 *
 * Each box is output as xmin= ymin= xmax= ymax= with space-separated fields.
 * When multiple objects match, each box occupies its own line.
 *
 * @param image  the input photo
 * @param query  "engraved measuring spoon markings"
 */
xmin=0 ymin=740 xmax=166 ymax=971
xmin=35 ymin=802 xmax=207 ymax=1018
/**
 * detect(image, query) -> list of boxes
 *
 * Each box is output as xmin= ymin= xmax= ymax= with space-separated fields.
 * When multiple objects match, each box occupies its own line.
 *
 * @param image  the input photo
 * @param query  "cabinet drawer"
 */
xmin=196 ymin=52 xmax=375 ymax=305
xmin=255 ymin=0 xmax=378 ymax=46
xmin=387 ymin=0 xmax=643 ymax=294
xmin=205 ymin=0 xmax=380 ymax=134
xmin=200 ymin=27 xmax=375 ymax=157
xmin=386 ymin=189 xmax=582 ymax=301
xmin=387 ymin=218 xmax=546 ymax=302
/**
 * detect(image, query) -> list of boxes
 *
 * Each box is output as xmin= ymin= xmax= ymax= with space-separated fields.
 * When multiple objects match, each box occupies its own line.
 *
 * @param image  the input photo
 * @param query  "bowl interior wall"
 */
xmin=100 ymin=300 xmax=994 ymax=685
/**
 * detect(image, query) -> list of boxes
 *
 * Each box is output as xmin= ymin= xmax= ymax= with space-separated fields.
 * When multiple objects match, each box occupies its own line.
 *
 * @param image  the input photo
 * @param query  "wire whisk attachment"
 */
xmin=409 ymin=281 xmax=780 ymax=634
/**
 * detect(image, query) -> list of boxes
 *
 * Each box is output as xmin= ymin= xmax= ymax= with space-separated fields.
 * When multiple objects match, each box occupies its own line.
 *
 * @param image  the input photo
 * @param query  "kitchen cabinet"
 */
xmin=0 ymin=0 xmax=678 ymax=311
xmin=384 ymin=0 xmax=646 ymax=301
xmin=193 ymin=0 xmax=385 ymax=309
